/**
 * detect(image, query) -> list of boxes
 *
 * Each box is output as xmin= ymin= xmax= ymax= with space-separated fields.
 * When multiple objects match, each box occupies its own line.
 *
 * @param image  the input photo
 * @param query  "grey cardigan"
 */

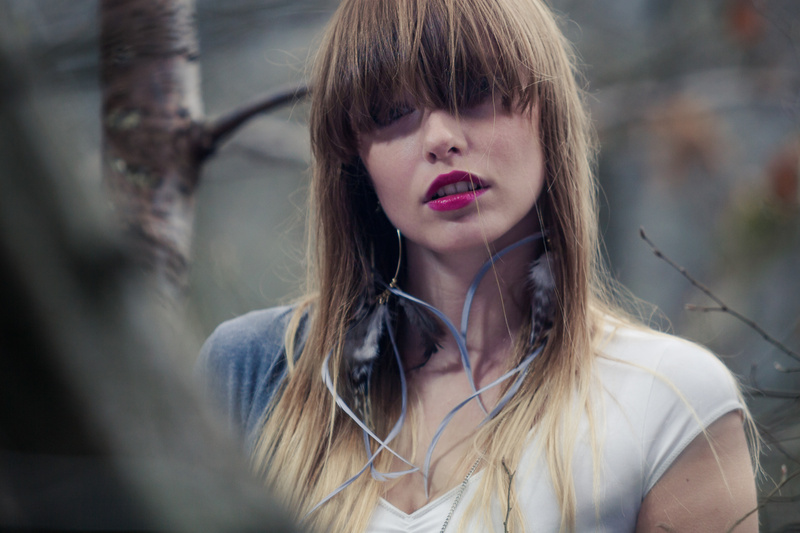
xmin=197 ymin=306 xmax=298 ymax=452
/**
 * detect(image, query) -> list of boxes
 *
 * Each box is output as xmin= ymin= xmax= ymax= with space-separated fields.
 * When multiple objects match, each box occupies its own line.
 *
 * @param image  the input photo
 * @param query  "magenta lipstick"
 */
xmin=425 ymin=171 xmax=487 ymax=212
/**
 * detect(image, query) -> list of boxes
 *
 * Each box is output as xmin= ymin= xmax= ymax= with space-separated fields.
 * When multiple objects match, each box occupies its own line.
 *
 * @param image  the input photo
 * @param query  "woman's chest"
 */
xmin=380 ymin=402 xmax=488 ymax=514
xmin=368 ymin=410 xmax=645 ymax=532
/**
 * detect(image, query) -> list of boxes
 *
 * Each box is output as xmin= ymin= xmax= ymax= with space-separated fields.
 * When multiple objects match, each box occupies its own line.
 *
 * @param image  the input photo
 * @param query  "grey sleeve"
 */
xmin=196 ymin=306 xmax=295 ymax=452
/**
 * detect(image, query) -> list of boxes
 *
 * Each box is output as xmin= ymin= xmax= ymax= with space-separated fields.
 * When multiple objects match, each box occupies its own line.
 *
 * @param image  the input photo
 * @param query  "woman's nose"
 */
xmin=422 ymin=110 xmax=466 ymax=163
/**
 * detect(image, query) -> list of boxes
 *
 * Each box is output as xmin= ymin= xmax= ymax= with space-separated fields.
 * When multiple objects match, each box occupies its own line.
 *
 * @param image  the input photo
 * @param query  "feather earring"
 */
xmin=529 ymin=250 xmax=557 ymax=348
xmin=398 ymin=298 xmax=443 ymax=370
xmin=344 ymin=298 xmax=389 ymax=421
xmin=344 ymin=298 xmax=389 ymax=383
xmin=343 ymin=229 xmax=403 ymax=419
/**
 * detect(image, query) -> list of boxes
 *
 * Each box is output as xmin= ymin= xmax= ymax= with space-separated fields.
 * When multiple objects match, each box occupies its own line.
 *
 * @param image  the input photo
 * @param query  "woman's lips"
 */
xmin=425 ymin=171 xmax=487 ymax=212
xmin=427 ymin=189 xmax=487 ymax=211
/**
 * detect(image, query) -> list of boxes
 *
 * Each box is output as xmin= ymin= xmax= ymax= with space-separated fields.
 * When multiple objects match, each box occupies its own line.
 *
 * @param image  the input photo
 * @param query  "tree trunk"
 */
xmin=100 ymin=0 xmax=204 ymax=297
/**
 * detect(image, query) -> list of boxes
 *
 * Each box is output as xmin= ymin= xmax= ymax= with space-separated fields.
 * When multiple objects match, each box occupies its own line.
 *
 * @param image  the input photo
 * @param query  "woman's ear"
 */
xmin=344 ymin=156 xmax=381 ymax=217
xmin=343 ymin=156 xmax=370 ymax=183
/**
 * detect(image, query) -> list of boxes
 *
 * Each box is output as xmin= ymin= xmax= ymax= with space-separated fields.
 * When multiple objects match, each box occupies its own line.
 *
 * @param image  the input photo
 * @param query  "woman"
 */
xmin=199 ymin=0 xmax=758 ymax=530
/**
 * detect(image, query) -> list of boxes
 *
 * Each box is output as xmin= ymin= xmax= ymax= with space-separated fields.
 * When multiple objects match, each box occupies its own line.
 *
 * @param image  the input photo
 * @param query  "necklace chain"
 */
xmin=439 ymin=457 xmax=482 ymax=533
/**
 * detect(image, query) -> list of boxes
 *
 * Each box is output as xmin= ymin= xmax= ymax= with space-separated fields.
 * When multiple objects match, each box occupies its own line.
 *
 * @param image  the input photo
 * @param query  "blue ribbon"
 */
xmin=308 ymin=232 xmax=547 ymax=516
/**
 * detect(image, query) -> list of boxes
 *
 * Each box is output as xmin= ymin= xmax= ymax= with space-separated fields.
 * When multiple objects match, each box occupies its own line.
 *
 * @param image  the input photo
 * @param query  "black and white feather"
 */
xmin=529 ymin=252 xmax=557 ymax=347
xmin=344 ymin=300 xmax=389 ymax=386
xmin=343 ymin=296 xmax=390 ymax=421
xmin=398 ymin=298 xmax=443 ymax=368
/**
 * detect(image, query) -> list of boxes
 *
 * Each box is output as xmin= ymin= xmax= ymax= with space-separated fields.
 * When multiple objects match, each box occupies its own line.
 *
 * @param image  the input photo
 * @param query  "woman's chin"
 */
xmin=406 ymin=227 xmax=535 ymax=261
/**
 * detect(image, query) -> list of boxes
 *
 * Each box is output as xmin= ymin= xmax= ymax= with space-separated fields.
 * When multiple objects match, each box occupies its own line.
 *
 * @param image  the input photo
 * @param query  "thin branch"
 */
xmin=639 ymin=228 xmax=800 ymax=363
xmin=726 ymin=467 xmax=800 ymax=533
xmin=744 ymin=366 xmax=800 ymax=399
xmin=198 ymin=83 xmax=309 ymax=159
xmin=755 ymin=422 xmax=800 ymax=466
xmin=502 ymin=460 xmax=515 ymax=533
xmin=745 ymin=388 xmax=800 ymax=399
xmin=742 ymin=372 xmax=800 ymax=399
xmin=765 ymin=494 xmax=800 ymax=503
xmin=684 ymin=305 xmax=724 ymax=313
xmin=774 ymin=362 xmax=800 ymax=373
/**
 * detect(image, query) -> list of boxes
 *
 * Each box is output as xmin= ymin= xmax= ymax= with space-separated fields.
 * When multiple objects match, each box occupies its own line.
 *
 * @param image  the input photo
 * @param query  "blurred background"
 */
xmin=1 ymin=0 xmax=798 ymax=529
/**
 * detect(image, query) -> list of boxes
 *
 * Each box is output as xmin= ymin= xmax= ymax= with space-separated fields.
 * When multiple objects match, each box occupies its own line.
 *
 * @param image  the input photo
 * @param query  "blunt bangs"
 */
xmin=312 ymin=0 xmax=543 ymax=161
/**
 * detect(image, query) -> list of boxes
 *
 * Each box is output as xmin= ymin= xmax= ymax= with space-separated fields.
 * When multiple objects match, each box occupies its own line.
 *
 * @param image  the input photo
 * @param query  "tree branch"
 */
xmin=639 ymin=227 xmax=800 ymax=363
xmin=744 ymin=366 xmax=800 ymax=400
xmin=746 ymin=387 xmax=800 ymax=399
xmin=502 ymin=460 xmax=515 ymax=533
xmin=754 ymin=422 xmax=800 ymax=466
xmin=199 ymin=84 xmax=309 ymax=159
xmin=774 ymin=362 xmax=800 ymax=373
xmin=726 ymin=467 xmax=800 ymax=533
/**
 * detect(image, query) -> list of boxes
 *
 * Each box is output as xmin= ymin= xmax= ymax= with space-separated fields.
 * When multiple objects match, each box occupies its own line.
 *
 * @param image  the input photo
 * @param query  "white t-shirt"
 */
xmin=367 ymin=325 xmax=743 ymax=532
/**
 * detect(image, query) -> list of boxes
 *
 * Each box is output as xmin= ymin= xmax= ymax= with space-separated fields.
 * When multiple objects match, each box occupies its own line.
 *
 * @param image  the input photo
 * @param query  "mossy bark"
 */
xmin=100 ymin=0 xmax=204 ymax=297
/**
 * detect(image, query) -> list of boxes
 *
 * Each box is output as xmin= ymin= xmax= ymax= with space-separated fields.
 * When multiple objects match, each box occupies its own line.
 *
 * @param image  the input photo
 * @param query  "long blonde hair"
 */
xmin=253 ymin=0 xmax=611 ymax=530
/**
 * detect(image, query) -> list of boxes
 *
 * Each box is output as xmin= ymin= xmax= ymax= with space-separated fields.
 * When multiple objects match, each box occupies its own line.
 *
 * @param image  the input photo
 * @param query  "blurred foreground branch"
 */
xmin=0 ymin=42 xmax=297 ymax=532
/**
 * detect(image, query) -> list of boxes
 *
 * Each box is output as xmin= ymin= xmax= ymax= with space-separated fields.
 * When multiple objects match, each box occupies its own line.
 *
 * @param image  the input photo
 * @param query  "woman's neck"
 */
xmin=400 ymin=238 xmax=540 ymax=376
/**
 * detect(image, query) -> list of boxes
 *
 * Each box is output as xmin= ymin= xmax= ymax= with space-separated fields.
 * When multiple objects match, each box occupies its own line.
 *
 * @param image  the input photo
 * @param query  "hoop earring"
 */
xmin=377 ymin=229 xmax=402 ymax=304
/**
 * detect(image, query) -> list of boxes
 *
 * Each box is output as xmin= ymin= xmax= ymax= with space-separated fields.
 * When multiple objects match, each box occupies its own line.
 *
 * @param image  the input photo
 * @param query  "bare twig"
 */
xmin=774 ymin=362 xmax=800 ymax=373
xmin=747 ymin=388 xmax=800 ymax=399
xmin=639 ymin=228 xmax=800 ymax=363
xmin=764 ymin=494 xmax=800 ymax=503
xmin=199 ymin=83 xmax=309 ymax=159
xmin=755 ymin=422 xmax=800 ymax=466
xmin=725 ymin=467 xmax=800 ymax=533
xmin=502 ymin=460 xmax=515 ymax=533
xmin=743 ymin=370 xmax=800 ymax=399
xmin=752 ymin=383 xmax=800 ymax=400
xmin=743 ymin=366 xmax=800 ymax=399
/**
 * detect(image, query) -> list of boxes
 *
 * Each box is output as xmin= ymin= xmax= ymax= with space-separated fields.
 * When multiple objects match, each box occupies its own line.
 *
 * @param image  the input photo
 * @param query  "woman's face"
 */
xmin=357 ymin=94 xmax=546 ymax=257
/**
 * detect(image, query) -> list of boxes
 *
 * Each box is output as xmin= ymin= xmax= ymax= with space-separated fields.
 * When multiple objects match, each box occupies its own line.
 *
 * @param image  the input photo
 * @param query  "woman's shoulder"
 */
xmin=594 ymin=320 xmax=742 ymax=414
xmin=593 ymin=320 xmax=744 ymax=493
xmin=201 ymin=305 xmax=296 ymax=356
xmin=197 ymin=306 xmax=297 ymax=391
xmin=596 ymin=320 xmax=738 ymax=387
xmin=196 ymin=305 xmax=301 ymax=449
